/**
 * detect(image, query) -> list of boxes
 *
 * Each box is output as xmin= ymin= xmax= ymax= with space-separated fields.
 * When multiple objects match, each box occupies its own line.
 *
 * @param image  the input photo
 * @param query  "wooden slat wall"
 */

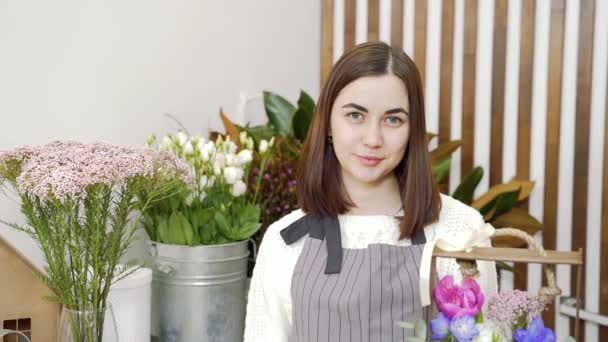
xmin=320 ymin=0 xmax=607 ymax=339
xmin=601 ymin=63 xmax=608 ymax=339
xmin=461 ymin=0 xmax=476 ymax=176
xmin=570 ymin=0 xmax=595 ymax=339
xmin=514 ymin=0 xmax=535 ymax=296
xmin=543 ymin=0 xmax=565 ymax=331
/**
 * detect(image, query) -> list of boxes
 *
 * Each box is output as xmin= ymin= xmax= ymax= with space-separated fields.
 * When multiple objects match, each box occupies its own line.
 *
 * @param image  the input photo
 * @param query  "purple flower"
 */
xmin=430 ymin=312 xmax=450 ymax=340
xmin=433 ymin=275 xmax=484 ymax=319
xmin=514 ymin=317 xmax=556 ymax=342
xmin=449 ymin=316 xmax=479 ymax=342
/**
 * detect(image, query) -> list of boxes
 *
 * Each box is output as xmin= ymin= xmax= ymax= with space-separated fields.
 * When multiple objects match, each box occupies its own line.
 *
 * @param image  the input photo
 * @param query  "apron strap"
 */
xmin=280 ymin=215 xmax=343 ymax=274
xmin=411 ymin=226 xmax=427 ymax=245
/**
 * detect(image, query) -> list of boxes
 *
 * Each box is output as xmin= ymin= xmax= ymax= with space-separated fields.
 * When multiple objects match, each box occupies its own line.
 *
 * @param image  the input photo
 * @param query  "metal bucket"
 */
xmin=148 ymin=240 xmax=250 ymax=342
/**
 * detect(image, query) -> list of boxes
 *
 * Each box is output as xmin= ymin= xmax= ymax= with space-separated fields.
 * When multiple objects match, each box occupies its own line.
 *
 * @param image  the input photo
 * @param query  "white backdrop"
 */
xmin=0 ymin=0 xmax=321 ymax=270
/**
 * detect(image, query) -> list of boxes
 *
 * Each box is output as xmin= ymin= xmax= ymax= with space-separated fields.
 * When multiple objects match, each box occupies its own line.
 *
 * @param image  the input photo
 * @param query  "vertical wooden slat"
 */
xmin=514 ymin=0 xmax=535 ymax=293
xmin=601 ymin=61 xmax=608 ymax=340
xmin=321 ymin=0 xmax=335 ymax=86
xmin=344 ymin=0 xmax=357 ymax=50
xmin=489 ymin=0 xmax=508 ymax=187
xmin=570 ymin=0 xmax=595 ymax=338
xmin=461 ymin=0 xmax=477 ymax=176
xmin=414 ymin=0 xmax=427 ymax=87
xmin=391 ymin=0 xmax=404 ymax=48
xmin=368 ymin=0 xmax=380 ymax=41
xmin=438 ymin=0 xmax=454 ymax=145
xmin=542 ymin=0 xmax=565 ymax=331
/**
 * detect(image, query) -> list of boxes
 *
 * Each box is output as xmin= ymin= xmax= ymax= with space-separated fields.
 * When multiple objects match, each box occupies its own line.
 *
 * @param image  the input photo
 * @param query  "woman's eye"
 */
xmin=385 ymin=116 xmax=404 ymax=125
xmin=347 ymin=112 xmax=363 ymax=120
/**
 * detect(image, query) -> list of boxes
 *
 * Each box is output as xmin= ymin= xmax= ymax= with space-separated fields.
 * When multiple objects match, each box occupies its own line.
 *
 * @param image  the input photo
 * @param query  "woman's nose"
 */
xmin=362 ymin=123 xmax=383 ymax=148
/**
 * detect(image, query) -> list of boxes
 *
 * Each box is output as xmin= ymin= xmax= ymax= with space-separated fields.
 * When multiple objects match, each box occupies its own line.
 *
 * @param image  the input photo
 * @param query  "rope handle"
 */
xmin=456 ymin=227 xmax=562 ymax=304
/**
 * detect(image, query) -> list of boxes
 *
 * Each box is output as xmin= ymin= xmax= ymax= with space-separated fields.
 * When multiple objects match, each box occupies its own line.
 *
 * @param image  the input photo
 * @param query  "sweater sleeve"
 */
xmin=244 ymin=211 xmax=304 ymax=342
xmin=434 ymin=196 xmax=499 ymax=303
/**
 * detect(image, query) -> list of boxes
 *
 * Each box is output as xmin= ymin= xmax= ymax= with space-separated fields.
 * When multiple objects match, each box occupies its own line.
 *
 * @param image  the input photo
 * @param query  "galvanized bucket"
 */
xmin=148 ymin=240 xmax=250 ymax=342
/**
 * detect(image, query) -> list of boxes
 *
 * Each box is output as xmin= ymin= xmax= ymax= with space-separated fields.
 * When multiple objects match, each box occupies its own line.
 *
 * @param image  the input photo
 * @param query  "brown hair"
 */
xmin=296 ymin=41 xmax=441 ymax=240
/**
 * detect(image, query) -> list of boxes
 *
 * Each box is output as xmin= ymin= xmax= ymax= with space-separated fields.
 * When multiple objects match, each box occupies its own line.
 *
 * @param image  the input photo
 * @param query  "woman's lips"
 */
xmin=356 ymin=155 xmax=384 ymax=166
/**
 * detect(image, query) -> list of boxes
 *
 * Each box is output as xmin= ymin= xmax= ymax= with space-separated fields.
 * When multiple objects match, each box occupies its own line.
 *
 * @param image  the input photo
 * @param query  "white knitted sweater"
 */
xmin=244 ymin=194 xmax=498 ymax=341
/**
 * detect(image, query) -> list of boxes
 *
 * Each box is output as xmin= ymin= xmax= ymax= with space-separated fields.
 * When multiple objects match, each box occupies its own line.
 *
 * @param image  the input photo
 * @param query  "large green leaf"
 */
xmin=452 ymin=167 xmax=484 ymax=205
xmin=432 ymin=157 xmax=451 ymax=183
xmin=479 ymin=188 xmax=521 ymax=220
xmin=291 ymin=91 xmax=316 ymax=141
xmin=168 ymin=212 xmax=186 ymax=244
xmin=236 ymin=124 xmax=276 ymax=144
xmin=264 ymin=91 xmax=296 ymax=136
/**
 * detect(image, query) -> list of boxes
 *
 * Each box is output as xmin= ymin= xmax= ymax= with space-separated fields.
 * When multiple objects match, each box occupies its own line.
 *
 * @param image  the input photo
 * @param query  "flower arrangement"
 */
xmin=141 ymin=130 xmax=275 ymax=245
xmin=399 ymin=275 xmax=574 ymax=342
xmin=0 ymin=141 xmax=190 ymax=341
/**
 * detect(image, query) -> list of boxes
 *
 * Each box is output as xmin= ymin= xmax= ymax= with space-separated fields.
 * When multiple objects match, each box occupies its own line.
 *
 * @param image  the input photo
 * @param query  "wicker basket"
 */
xmin=430 ymin=226 xmax=584 ymax=340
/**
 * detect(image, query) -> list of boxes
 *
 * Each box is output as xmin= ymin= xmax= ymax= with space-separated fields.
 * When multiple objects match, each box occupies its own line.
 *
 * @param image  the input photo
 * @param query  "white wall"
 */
xmin=0 ymin=0 xmax=321 ymax=270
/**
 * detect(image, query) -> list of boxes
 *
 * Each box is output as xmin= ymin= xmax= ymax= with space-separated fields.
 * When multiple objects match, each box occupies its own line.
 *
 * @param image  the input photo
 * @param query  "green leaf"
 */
xmin=236 ymin=124 xmax=276 ymax=144
xmin=414 ymin=319 xmax=427 ymax=338
xmin=496 ymin=261 xmax=515 ymax=272
xmin=264 ymin=91 xmax=296 ymax=136
xmin=432 ymin=157 xmax=451 ymax=183
xmin=236 ymin=222 xmax=262 ymax=240
xmin=168 ymin=212 xmax=186 ymax=244
xmin=475 ymin=310 xmax=484 ymax=323
xmin=157 ymin=217 xmax=170 ymax=243
xmin=214 ymin=211 xmax=233 ymax=239
xmin=405 ymin=338 xmax=426 ymax=342
xmin=452 ymin=166 xmax=484 ymax=204
xmin=395 ymin=321 xmax=415 ymax=329
xmin=177 ymin=212 xmax=194 ymax=246
xmin=291 ymin=90 xmax=316 ymax=141
xmin=479 ymin=188 xmax=521 ymax=219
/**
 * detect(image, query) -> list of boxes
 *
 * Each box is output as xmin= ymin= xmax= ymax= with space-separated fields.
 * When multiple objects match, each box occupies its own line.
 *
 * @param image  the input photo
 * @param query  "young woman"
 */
xmin=244 ymin=41 xmax=498 ymax=341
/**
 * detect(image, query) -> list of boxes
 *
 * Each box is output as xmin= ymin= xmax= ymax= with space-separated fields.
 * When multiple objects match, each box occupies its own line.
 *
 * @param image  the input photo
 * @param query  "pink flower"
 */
xmin=433 ymin=275 xmax=484 ymax=319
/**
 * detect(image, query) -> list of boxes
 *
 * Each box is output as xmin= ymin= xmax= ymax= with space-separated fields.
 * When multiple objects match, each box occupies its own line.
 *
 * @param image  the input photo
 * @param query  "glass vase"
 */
xmin=58 ymin=303 xmax=118 ymax=342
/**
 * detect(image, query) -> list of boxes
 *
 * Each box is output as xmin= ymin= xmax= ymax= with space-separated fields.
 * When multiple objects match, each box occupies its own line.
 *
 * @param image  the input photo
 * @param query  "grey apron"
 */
xmin=281 ymin=215 xmax=427 ymax=342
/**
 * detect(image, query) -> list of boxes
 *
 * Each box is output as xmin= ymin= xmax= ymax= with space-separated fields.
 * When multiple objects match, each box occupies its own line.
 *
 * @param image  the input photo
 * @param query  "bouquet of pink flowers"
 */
xmin=400 ymin=274 xmax=575 ymax=342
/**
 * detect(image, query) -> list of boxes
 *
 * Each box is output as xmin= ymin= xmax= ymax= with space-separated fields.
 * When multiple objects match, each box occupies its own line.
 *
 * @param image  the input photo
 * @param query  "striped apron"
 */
xmin=280 ymin=215 xmax=427 ymax=342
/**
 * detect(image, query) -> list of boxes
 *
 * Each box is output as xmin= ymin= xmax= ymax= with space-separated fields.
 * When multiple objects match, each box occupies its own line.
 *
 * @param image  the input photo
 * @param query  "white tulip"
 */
xmin=246 ymin=137 xmax=254 ymax=151
xmin=176 ymin=132 xmax=188 ymax=146
xmin=259 ymin=139 xmax=269 ymax=154
xmin=161 ymin=136 xmax=173 ymax=151
xmin=269 ymin=136 xmax=275 ymax=147
xmin=225 ymin=141 xmax=238 ymax=155
xmin=214 ymin=153 xmax=226 ymax=168
xmin=236 ymin=150 xmax=253 ymax=165
xmin=231 ymin=180 xmax=247 ymax=197
xmin=240 ymin=131 xmax=248 ymax=145
xmin=225 ymin=153 xmax=239 ymax=167
xmin=201 ymin=141 xmax=216 ymax=161
xmin=196 ymin=137 xmax=207 ymax=151
xmin=184 ymin=140 xmax=194 ymax=155
xmin=213 ymin=162 xmax=222 ymax=176
xmin=223 ymin=166 xmax=244 ymax=185
xmin=185 ymin=192 xmax=195 ymax=206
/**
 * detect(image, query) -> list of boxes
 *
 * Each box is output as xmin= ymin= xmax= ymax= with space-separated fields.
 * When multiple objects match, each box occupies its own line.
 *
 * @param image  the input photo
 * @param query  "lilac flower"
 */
xmin=430 ymin=312 xmax=450 ymax=340
xmin=450 ymin=316 xmax=480 ymax=342
xmin=513 ymin=317 xmax=556 ymax=342
xmin=487 ymin=290 xmax=546 ymax=328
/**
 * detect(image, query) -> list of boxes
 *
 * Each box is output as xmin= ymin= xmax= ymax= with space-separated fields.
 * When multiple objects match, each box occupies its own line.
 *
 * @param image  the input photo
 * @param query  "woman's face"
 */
xmin=330 ymin=73 xmax=410 ymax=187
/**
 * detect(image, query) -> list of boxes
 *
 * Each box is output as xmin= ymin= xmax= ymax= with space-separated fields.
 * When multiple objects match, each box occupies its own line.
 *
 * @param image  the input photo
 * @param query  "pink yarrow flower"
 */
xmin=0 ymin=141 xmax=191 ymax=201
xmin=433 ymin=275 xmax=485 ymax=320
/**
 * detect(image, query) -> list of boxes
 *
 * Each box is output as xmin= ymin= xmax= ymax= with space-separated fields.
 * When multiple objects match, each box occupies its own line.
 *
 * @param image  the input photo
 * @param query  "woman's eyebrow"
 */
xmin=342 ymin=103 xmax=368 ymax=112
xmin=385 ymin=108 xmax=409 ymax=115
